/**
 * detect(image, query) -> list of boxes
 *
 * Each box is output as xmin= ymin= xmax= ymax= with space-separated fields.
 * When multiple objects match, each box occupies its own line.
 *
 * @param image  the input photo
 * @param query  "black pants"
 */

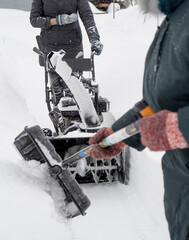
xmin=49 ymin=70 xmax=66 ymax=106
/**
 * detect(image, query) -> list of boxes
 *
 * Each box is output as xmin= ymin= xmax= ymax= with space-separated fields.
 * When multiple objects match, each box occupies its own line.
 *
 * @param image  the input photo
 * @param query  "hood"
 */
xmin=158 ymin=0 xmax=185 ymax=15
xmin=138 ymin=0 xmax=185 ymax=15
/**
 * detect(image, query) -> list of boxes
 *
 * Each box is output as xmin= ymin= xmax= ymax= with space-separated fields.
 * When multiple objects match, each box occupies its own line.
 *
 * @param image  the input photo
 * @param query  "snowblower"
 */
xmin=14 ymin=36 xmax=131 ymax=217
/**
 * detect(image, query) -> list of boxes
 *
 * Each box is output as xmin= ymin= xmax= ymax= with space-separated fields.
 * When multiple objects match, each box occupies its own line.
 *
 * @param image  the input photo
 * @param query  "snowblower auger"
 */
xmin=14 ymin=125 xmax=91 ymax=218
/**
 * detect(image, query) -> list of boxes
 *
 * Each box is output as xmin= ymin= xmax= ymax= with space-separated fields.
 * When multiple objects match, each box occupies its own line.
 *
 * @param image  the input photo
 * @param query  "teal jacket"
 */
xmin=112 ymin=0 xmax=189 ymax=239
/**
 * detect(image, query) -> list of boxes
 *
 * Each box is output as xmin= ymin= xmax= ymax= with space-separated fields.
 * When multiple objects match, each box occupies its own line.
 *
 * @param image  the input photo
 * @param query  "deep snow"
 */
xmin=0 ymin=4 xmax=170 ymax=240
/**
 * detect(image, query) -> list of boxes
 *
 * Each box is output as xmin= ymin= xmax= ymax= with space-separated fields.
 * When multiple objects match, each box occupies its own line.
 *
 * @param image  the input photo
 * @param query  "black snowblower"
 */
xmin=14 ymin=36 xmax=131 ymax=217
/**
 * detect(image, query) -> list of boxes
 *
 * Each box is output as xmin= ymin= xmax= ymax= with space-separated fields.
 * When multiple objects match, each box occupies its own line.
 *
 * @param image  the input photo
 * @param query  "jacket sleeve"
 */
xmin=112 ymin=107 xmax=145 ymax=151
xmin=178 ymin=106 xmax=189 ymax=144
xmin=77 ymin=0 xmax=100 ymax=42
xmin=30 ymin=0 xmax=51 ymax=30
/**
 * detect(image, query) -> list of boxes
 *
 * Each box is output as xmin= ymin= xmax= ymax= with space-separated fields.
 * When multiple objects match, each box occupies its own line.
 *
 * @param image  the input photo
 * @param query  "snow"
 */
xmin=0 ymin=5 xmax=170 ymax=240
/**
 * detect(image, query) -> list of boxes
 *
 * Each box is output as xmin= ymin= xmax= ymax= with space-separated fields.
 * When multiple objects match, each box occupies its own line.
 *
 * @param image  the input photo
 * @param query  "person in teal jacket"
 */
xmin=88 ymin=0 xmax=189 ymax=239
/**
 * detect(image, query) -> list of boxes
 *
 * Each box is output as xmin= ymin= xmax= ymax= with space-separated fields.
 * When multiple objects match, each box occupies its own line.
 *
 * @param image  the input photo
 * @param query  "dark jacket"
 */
xmin=30 ymin=0 xmax=100 ymax=57
xmin=112 ymin=0 xmax=189 ymax=239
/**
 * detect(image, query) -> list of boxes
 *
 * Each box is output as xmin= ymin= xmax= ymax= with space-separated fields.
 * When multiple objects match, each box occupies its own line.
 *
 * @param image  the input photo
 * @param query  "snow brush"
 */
xmin=62 ymin=100 xmax=155 ymax=167
xmin=14 ymin=125 xmax=91 ymax=218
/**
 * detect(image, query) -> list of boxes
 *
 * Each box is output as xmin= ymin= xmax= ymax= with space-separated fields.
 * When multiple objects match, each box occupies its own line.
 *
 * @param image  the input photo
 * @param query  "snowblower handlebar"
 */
xmin=33 ymin=47 xmax=46 ymax=59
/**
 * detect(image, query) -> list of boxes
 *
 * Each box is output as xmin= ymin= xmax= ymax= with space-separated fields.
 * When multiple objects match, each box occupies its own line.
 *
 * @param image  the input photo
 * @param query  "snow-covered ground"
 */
xmin=0 ymin=5 xmax=170 ymax=240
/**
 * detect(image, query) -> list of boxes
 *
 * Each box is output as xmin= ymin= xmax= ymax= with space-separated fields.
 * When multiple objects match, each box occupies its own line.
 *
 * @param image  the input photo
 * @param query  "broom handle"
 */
xmin=62 ymin=100 xmax=155 ymax=167
xmin=62 ymin=120 xmax=139 ymax=167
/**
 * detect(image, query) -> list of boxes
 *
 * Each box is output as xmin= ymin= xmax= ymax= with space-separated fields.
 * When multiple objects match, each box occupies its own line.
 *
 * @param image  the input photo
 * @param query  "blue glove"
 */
xmin=56 ymin=13 xmax=78 ymax=25
xmin=90 ymin=39 xmax=103 ymax=55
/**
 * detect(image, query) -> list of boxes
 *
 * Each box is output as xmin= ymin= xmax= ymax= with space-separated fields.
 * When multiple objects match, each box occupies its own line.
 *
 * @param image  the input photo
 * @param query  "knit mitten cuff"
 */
xmin=166 ymin=112 xmax=188 ymax=149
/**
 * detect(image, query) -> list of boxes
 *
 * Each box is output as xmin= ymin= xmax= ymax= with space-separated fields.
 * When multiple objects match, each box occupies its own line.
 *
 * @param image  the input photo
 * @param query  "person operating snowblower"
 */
xmin=30 ymin=0 xmax=103 ymax=130
xmin=88 ymin=0 xmax=189 ymax=239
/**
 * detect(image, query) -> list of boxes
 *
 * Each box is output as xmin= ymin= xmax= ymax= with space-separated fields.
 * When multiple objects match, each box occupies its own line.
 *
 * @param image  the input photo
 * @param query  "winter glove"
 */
xmin=88 ymin=127 xmax=126 ymax=160
xmin=90 ymin=39 xmax=103 ymax=55
xmin=139 ymin=110 xmax=189 ymax=151
xmin=56 ymin=13 xmax=78 ymax=25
